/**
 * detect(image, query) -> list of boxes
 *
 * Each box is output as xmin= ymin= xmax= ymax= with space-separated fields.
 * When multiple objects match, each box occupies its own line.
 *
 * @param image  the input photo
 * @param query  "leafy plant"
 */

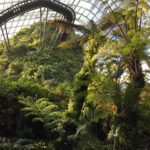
xmin=19 ymin=98 xmax=63 ymax=131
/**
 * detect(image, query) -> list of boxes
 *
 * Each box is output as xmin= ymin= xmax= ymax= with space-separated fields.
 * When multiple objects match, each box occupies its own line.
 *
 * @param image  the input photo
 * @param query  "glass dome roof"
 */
xmin=0 ymin=0 xmax=102 ymax=40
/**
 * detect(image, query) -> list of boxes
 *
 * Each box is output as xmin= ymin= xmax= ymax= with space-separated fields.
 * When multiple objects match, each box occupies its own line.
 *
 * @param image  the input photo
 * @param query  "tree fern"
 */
xmin=19 ymin=97 xmax=63 ymax=130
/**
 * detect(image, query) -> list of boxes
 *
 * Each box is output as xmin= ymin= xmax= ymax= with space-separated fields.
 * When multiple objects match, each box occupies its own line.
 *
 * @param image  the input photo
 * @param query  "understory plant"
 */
xmin=0 ymin=0 xmax=150 ymax=150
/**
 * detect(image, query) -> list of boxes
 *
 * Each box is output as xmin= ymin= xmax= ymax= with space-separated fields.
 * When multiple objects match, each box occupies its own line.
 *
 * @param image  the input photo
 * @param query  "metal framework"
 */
xmin=0 ymin=0 xmax=103 ymax=40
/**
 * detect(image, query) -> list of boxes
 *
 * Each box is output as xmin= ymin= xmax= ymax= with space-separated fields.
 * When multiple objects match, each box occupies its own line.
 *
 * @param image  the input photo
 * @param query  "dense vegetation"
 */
xmin=0 ymin=0 xmax=150 ymax=150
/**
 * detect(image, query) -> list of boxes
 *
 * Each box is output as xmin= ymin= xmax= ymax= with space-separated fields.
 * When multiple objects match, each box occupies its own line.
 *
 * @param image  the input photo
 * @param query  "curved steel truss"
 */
xmin=0 ymin=0 xmax=75 ymax=25
xmin=0 ymin=0 xmax=76 ymax=50
xmin=0 ymin=0 xmax=103 ymax=40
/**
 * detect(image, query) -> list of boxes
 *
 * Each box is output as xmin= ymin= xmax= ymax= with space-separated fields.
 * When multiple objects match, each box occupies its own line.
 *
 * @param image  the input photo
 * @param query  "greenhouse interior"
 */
xmin=0 ymin=0 xmax=150 ymax=149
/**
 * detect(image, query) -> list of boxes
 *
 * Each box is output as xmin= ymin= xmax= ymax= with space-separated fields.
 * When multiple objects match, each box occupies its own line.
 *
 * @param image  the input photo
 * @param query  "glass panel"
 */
xmin=0 ymin=0 xmax=102 ymax=40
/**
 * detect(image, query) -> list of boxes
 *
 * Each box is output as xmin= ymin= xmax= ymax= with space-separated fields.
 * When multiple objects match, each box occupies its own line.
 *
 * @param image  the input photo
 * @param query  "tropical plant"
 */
xmin=54 ymin=0 xmax=150 ymax=149
xmin=19 ymin=98 xmax=63 ymax=132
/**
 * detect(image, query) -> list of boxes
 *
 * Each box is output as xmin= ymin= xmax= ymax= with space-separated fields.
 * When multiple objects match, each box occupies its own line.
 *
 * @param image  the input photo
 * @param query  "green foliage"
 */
xmin=0 ymin=76 xmax=62 ymax=137
xmin=0 ymin=1 xmax=150 ymax=149
xmin=0 ymin=21 xmax=83 ymax=143
xmin=72 ymin=124 xmax=110 ymax=150
xmin=0 ymin=21 xmax=83 ymax=88
xmin=11 ymin=21 xmax=57 ymax=47
xmin=0 ymin=58 xmax=9 ymax=72
xmin=88 ymin=74 xmax=119 ymax=103
xmin=68 ymin=66 xmax=91 ymax=119
xmin=0 ymin=48 xmax=83 ymax=85
xmin=7 ymin=44 xmax=31 ymax=58
xmin=7 ymin=61 xmax=23 ymax=76
xmin=19 ymin=98 xmax=63 ymax=130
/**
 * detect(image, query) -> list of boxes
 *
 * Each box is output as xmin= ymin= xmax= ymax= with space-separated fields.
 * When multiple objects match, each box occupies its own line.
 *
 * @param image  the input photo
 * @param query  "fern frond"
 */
xmin=19 ymin=99 xmax=33 ymax=106
xmin=21 ymin=107 xmax=34 ymax=112
xmin=44 ymin=111 xmax=62 ymax=121
xmin=45 ymin=118 xmax=62 ymax=129
xmin=19 ymin=97 xmax=63 ymax=131
xmin=32 ymin=117 xmax=44 ymax=123
xmin=24 ymin=111 xmax=39 ymax=117
xmin=42 ymin=105 xmax=58 ymax=113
